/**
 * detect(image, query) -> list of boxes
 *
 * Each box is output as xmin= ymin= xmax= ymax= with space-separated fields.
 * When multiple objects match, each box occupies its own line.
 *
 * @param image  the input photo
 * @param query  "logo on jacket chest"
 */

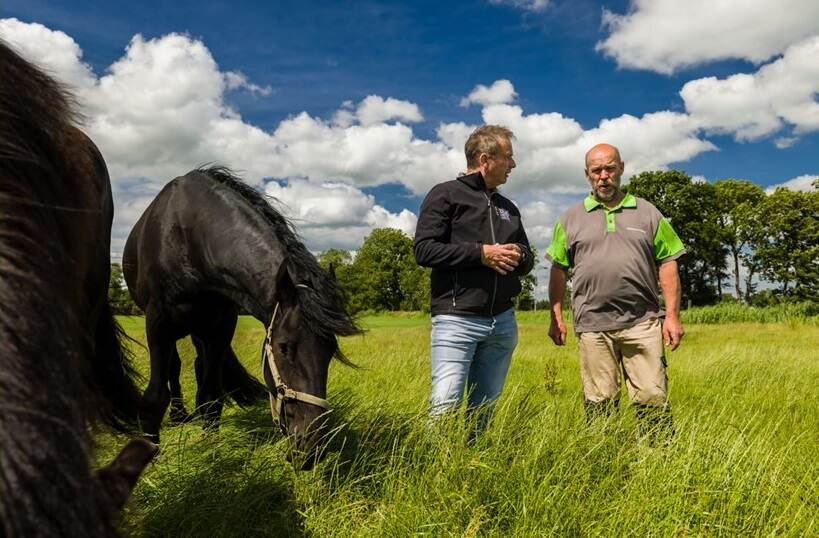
xmin=495 ymin=207 xmax=511 ymax=221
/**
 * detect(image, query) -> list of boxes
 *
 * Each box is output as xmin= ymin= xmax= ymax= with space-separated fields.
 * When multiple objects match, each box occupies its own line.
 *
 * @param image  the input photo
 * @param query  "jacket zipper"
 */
xmin=452 ymin=271 xmax=458 ymax=308
xmin=484 ymin=191 xmax=498 ymax=316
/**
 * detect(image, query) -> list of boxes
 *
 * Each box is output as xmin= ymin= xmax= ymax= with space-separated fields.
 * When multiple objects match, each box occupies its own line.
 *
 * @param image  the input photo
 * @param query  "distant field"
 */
xmin=106 ymin=314 xmax=819 ymax=537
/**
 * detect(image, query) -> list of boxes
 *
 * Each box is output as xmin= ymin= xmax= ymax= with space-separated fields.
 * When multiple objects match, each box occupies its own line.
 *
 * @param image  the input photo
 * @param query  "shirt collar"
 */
xmin=584 ymin=191 xmax=636 ymax=212
xmin=457 ymin=171 xmax=499 ymax=193
xmin=457 ymin=171 xmax=489 ymax=191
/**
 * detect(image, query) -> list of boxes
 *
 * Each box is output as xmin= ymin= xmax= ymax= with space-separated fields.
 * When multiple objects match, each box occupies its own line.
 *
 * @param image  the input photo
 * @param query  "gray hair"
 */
xmin=464 ymin=125 xmax=514 ymax=168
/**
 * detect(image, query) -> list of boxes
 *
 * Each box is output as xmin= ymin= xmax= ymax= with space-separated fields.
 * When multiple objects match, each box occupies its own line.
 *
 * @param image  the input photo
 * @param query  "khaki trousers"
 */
xmin=577 ymin=318 xmax=668 ymax=406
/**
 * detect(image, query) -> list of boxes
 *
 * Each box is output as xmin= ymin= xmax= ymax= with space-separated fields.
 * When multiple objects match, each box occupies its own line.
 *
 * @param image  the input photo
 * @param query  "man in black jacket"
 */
xmin=414 ymin=125 xmax=534 ymax=431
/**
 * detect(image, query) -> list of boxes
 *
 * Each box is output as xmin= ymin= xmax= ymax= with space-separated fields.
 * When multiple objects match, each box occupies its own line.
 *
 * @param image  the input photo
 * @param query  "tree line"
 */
xmin=109 ymin=171 xmax=817 ymax=314
xmin=626 ymin=171 xmax=817 ymax=306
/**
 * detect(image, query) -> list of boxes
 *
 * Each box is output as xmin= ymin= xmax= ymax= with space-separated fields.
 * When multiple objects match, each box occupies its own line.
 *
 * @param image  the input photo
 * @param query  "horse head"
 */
xmin=264 ymin=263 xmax=336 ymax=469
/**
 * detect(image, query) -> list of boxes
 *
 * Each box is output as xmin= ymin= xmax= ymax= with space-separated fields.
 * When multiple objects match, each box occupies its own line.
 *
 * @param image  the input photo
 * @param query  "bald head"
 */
xmin=585 ymin=143 xmax=621 ymax=168
xmin=584 ymin=143 xmax=625 ymax=205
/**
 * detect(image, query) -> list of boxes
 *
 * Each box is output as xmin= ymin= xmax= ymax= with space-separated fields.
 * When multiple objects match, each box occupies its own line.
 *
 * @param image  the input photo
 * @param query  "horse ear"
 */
xmin=94 ymin=438 xmax=158 ymax=511
xmin=328 ymin=262 xmax=336 ymax=281
xmin=275 ymin=261 xmax=297 ymax=306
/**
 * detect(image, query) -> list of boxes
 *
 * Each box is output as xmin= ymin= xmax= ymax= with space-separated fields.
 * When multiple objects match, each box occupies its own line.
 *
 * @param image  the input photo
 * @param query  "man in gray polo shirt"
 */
xmin=545 ymin=143 xmax=685 ymax=440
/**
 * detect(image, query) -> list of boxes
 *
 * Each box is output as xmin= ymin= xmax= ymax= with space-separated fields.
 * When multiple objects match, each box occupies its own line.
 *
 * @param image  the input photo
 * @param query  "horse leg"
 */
xmin=168 ymin=346 xmax=190 ymax=424
xmin=191 ymin=334 xmax=207 ymax=417
xmin=220 ymin=313 xmax=266 ymax=407
xmin=140 ymin=311 xmax=175 ymax=443
xmin=191 ymin=318 xmax=236 ymax=431
xmin=192 ymin=335 xmax=204 ymax=388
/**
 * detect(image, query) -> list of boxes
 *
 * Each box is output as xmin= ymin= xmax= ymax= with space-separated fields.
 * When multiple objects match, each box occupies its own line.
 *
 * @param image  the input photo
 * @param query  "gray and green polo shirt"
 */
xmin=546 ymin=192 xmax=685 ymax=333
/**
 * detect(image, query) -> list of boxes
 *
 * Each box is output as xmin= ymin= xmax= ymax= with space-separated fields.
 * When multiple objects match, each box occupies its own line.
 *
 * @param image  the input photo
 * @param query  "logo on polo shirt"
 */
xmin=496 ymin=207 xmax=511 ymax=221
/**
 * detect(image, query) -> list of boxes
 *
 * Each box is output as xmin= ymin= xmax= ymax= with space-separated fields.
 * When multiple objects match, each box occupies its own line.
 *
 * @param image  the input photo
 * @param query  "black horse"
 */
xmin=123 ymin=167 xmax=360 ymax=465
xmin=0 ymin=41 xmax=156 ymax=536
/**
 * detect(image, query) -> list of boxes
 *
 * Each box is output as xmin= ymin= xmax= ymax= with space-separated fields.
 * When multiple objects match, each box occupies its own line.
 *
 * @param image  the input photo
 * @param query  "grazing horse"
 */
xmin=123 ymin=167 xmax=360 ymax=466
xmin=0 ymin=41 xmax=156 ymax=536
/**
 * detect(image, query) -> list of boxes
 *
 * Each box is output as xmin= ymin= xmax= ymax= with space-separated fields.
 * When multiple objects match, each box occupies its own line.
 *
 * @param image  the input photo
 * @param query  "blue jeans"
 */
xmin=429 ymin=309 xmax=518 ymax=422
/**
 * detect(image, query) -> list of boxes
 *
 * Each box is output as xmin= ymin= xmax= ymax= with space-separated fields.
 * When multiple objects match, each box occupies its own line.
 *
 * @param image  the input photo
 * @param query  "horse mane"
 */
xmin=193 ymin=166 xmax=362 ymax=361
xmin=1 ymin=40 xmax=146 ymax=535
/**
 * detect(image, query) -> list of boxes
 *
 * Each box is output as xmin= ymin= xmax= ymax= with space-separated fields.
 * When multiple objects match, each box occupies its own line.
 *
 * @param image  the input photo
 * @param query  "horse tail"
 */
xmin=222 ymin=348 xmax=266 ymax=407
xmin=91 ymin=301 xmax=143 ymax=432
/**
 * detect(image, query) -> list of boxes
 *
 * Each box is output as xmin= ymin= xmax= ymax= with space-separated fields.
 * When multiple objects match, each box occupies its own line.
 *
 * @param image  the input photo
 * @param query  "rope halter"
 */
xmin=262 ymin=284 xmax=330 ymax=426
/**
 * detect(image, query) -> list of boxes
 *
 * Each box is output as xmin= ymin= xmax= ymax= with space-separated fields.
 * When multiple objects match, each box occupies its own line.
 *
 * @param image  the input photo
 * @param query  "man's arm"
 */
xmin=658 ymin=260 xmax=684 ymax=350
xmin=548 ymin=264 xmax=568 ymax=346
xmin=413 ymin=185 xmax=483 ymax=269
xmin=510 ymin=224 xmax=535 ymax=277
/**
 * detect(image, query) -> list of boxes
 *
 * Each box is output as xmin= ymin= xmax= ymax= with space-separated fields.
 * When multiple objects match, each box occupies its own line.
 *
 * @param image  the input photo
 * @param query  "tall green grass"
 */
xmin=104 ymin=317 xmax=819 ymax=536
xmin=680 ymin=302 xmax=819 ymax=324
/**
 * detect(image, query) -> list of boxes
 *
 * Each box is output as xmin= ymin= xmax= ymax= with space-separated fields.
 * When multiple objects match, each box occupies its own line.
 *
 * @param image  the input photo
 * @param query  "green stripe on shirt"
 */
xmin=654 ymin=217 xmax=685 ymax=261
xmin=546 ymin=220 xmax=570 ymax=267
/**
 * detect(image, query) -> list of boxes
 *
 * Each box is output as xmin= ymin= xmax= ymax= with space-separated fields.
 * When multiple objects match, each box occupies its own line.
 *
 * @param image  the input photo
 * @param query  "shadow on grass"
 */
xmin=315 ymin=392 xmax=421 ymax=483
xmin=125 ymin=407 xmax=304 ymax=537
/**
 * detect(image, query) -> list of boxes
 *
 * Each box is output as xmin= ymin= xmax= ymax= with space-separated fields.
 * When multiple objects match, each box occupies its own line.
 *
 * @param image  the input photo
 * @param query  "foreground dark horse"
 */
xmin=0 ymin=42 xmax=156 ymax=536
xmin=123 ymin=167 xmax=360 ymax=466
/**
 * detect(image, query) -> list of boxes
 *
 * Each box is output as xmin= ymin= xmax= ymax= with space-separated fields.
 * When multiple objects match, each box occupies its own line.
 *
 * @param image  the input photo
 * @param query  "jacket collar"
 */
xmin=457 ymin=171 xmax=491 ymax=191
xmin=584 ymin=191 xmax=636 ymax=212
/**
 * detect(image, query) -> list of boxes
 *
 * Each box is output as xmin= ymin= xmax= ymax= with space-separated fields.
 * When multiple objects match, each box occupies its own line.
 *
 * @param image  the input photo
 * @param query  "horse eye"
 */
xmin=278 ymin=343 xmax=289 ymax=356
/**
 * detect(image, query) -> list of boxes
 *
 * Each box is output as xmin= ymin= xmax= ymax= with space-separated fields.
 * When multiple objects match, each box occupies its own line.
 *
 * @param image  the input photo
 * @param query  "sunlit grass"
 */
xmin=104 ymin=315 xmax=819 ymax=537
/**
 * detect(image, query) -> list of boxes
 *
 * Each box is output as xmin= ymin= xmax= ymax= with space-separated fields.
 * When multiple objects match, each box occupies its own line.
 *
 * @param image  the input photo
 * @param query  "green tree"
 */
xmin=317 ymin=248 xmax=359 ymax=308
xmin=399 ymin=263 xmax=431 ymax=312
xmin=713 ymin=179 xmax=765 ymax=302
xmin=515 ymin=246 xmax=538 ymax=310
xmin=350 ymin=228 xmax=426 ymax=312
xmin=109 ymin=263 xmax=140 ymax=314
xmin=627 ymin=170 xmax=727 ymax=306
xmin=317 ymin=248 xmax=352 ymax=273
xmin=749 ymin=188 xmax=819 ymax=301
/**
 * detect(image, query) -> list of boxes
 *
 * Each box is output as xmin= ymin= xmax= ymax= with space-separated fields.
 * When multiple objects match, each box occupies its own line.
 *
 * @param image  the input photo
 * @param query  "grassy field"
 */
xmin=104 ymin=313 xmax=819 ymax=537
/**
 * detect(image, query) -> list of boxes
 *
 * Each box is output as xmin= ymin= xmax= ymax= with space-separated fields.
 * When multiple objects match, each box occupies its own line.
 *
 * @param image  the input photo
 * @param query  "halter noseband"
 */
xmin=262 ymin=284 xmax=330 ymax=426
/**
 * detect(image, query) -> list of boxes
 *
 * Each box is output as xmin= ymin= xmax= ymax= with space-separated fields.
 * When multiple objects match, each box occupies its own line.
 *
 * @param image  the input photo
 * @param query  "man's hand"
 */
xmin=549 ymin=315 xmax=567 ymax=346
xmin=662 ymin=316 xmax=684 ymax=350
xmin=481 ymin=243 xmax=521 ymax=275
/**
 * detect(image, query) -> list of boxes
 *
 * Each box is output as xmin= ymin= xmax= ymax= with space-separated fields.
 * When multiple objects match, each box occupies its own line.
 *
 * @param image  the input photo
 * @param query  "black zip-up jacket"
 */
xmin=414 ymin=172 xmax=534 ymax=316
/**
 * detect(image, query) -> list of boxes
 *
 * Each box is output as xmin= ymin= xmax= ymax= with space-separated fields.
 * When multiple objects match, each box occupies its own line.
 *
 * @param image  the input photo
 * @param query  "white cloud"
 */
xmin=0 ymin=17 xmax=95 ymax=90
xmin=355 ymin=95 xmax=423 ymax=126
xmin=775 ymin=137 xmax=798 ymax=149
xmin=333 ymin=96 xmax=423 ymax=127
xmin=460 ymin=79 xmax=517 ymax=107
xmin=489 ymin=0 xmax=549 ymax=12
xmin=681 ymin=36 xmax=819 ymax=141
xmin=597 ymin=0 xmax=819 ymax=74
xmin=766 ymin=174 xmax=818 ymax=194
xmin=0 ymin=19 xmax=727 ymax=254
xmin=264 ymin=180 xmax=417 ymax=250
xmin=435 ymin=121 xmax=477 ymax=154
xmin=109 ymin=177 xmax=168 ymax=262
xmin=224 ymin=71 xmax=273 ymax=95
xmin=477 ymin=103 xmax=715 ymax=195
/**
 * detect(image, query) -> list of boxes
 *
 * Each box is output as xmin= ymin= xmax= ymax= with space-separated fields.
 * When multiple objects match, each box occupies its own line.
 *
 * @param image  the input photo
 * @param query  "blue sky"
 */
xmin=2 ymin=0 xmax=818 ymax=294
